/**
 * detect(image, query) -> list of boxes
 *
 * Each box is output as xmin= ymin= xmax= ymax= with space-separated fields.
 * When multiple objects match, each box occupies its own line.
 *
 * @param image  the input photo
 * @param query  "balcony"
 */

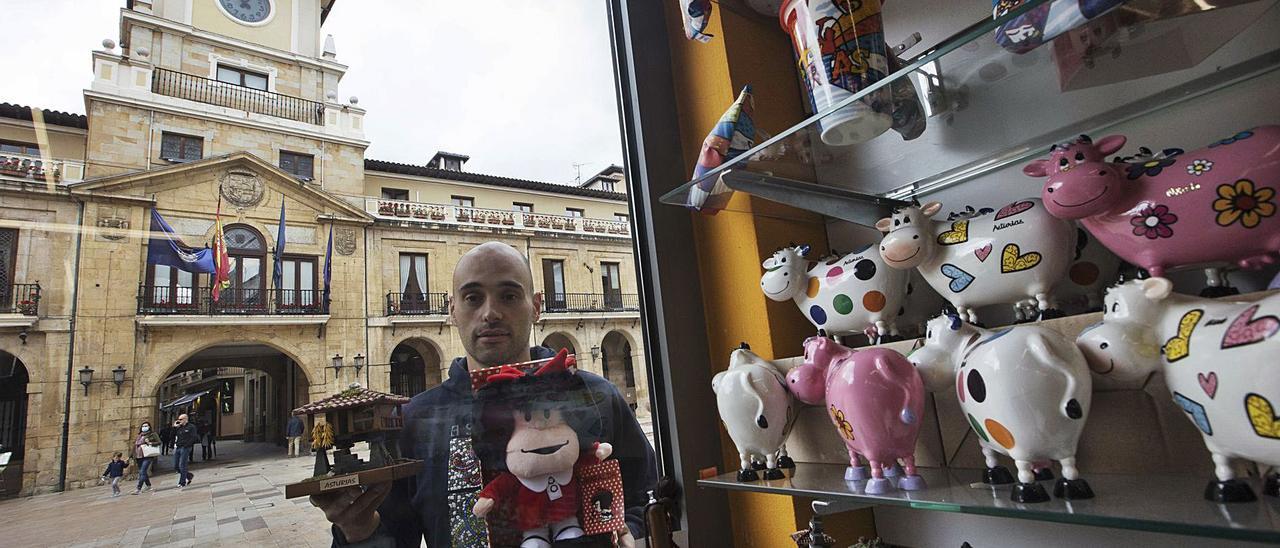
xmin=0 ymin=154 xmax=83 ymax=183
xmin=385 ymin=292 xmax=448 ymax=316
xmin=0 ymin=283 xmax=40 ymax=328
xmin=366 ymin=199 xmax=631 ymax=238
xmin=543 ymin=292 xmax=639 ymax=313
xmin=151 ymin=68 xmax=325 ymax=126
xmin=137 ymin=286 xmax=329 ymax=325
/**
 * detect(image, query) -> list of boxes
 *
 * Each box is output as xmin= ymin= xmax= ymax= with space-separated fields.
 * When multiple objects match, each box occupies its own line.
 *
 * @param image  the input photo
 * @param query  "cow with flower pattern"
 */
xmin=1024 ymin=126 xmax=1280 ymax=277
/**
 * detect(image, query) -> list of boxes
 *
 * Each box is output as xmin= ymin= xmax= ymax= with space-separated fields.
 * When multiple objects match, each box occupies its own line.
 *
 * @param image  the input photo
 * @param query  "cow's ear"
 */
xmin=921 ymin=201 xmax=943 ymax=218
xmin=1023 ymin=159 xmax=1051 ymax=177
xmin=1097 ymin=135 xmax=1127 ymax=156
xmin=798 ymin=244 xmax=811 ymax=257
xmin=1141 ymin=277 xmax=1173 ymax=300
xmin=875 ymin=217 xmax=892 ymax=233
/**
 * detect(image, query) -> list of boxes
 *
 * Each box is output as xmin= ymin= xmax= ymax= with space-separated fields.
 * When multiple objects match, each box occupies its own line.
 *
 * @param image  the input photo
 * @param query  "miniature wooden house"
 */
xmin=292 ymin=384 xmax=411 ymax=474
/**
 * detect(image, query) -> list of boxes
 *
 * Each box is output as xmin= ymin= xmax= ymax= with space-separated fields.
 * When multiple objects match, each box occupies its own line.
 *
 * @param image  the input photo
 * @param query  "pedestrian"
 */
xmin=101 ymin=452 xmax=128 ymax=497
xmin=172 ymin=413 xmax=199 ymax=487
xmin=286 ymin=414 xmax=305 ymax=458
xmin=159 ymin=423 xmax=174 ymax=456
xmin=131 ymin=421 xmax=161 ymax=495
xmin=199 ymin=422 xmax=213 ymax=461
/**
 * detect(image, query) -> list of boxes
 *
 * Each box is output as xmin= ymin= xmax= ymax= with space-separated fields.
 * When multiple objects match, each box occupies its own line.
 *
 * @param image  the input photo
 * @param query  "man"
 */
xmin=314 ymin=242 xmax=656 ymax=547
xmin=159 ymin=423 xmax=173 ymax=456
xmin=172 ymin=413 xmax=199 ymax=487
xmin=286 ymin=414 xmax=306 ymax=458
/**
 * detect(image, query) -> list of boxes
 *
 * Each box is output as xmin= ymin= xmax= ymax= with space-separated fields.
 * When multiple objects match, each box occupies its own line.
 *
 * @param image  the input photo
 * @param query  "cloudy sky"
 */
xmin=0 ymin=0 xmax=624 ymax=185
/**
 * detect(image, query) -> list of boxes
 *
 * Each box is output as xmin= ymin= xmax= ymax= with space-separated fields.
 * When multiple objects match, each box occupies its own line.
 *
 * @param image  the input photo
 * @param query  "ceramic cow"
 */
xmin=761 ymin=244 xmax=908 ymax=340
xmin=1057 ymin=227 xmax=1123 ymax=314
xmin=785 ymin=336 xmax=925 ymax=494
xmin=876 ymin=199 xmax=1076 ymax=324
xmin=1026 ymin=126 xmax=1280 ymax=277
xmin=1077 ymin=278 xmax=1280 ymax=502
xmin=712 ymin=343 xmax=797 ymax=482
xmin=911 ymin=314 xmax=1094 ymax=502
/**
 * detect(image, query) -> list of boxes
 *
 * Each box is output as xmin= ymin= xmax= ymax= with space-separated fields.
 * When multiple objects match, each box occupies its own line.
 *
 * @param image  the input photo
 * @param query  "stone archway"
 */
xmin=600 ymin=330 xmax=637 ymax=409
xmin=389 ymin=338 xmax=443 ymax=397
xmin=541 ymin=331 xmax=580 ymax=355
xmin=0 ymin=352 xmax=28 ymax=497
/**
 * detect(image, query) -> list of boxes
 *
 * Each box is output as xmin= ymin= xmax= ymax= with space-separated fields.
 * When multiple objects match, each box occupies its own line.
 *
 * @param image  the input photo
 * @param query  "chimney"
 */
xmin=428 ymin=151 xmax=470 ymax=172
xmin=323 ymin=35 xmax=337 ymax=59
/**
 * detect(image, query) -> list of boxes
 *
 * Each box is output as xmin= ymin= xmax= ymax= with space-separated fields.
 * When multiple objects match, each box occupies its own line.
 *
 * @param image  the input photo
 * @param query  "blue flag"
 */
xmin=323 ymin=225 xmax=333 ymax=306
xmin=273 ymin=196 xmax=286 ymax=290
xmin=147 ymin=209 xmax=216 ymax=273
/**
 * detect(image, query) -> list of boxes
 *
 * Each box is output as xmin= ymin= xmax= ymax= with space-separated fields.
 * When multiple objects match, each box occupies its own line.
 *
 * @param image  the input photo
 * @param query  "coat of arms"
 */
xmin=335 ymin=227 xmax=357 ymax=256
xmin=219 ymin=170 xmax=265 ymax=209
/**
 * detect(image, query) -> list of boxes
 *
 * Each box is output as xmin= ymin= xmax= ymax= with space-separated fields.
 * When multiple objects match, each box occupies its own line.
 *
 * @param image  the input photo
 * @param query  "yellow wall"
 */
xmin=191 ymin=0 xmax=294 ymax=53
xmin=364 ymin=172 xmax=630 ymax=221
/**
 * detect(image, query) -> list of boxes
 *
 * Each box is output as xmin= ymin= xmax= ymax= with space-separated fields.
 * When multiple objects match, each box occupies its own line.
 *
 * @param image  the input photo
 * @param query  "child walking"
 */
xmin=102 ymin=452 xmax=129 ymax=497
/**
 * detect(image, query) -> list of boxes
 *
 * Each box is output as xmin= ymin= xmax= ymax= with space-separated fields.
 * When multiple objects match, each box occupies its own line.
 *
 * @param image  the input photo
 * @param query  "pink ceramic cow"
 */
xmin=785 ymin=336 xmax=925 ymax=494
xmin=1026 ymin=126 xmax=1280 ymax=277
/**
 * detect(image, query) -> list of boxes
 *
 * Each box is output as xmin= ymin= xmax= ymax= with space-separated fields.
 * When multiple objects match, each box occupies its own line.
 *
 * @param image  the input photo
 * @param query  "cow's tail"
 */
xmin=739 ymin=373 xmax=768 ymax=429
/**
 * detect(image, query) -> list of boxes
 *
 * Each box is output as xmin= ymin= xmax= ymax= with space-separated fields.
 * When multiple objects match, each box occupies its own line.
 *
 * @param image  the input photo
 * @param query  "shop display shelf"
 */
xmin=659 ymin=0 xmax=1280 ymax=227
xmin=699 ymin=463 xmax=1280 ymax=543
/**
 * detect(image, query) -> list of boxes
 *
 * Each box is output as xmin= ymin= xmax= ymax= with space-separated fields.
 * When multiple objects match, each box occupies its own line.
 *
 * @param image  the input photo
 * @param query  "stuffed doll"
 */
xmin=473 ymin=349 xmax=613 ymax=548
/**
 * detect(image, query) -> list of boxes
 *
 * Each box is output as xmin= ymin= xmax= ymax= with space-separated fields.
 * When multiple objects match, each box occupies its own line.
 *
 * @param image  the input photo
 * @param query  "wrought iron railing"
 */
xmin=542 ymin=292 xmax=638 ymax=313
xmin=0 ymin=283 xmax=40 ymax=315
xmin=386 ymin=292 xmax=448 ymax=315
xmin=137 ymin=286 xmax=328 ymax=315
xmin=151 ymin=68 xmax=325 ymax=125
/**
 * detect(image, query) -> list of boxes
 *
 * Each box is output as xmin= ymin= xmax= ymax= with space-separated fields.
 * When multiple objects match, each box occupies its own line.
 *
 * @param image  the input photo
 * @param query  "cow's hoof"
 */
xmin=883 ymin=464 xmax=902 ymax=478
xmin=864 ymin=478 xmax=893 ymax=495
xmin=1053 ymin=478 xmax=1095 ymax=500
xmin=750 ymin=461 xmax=766 ymax=471
xmin=897 ymin=474 xmax=926 ymax=491
xmin=1011 ymin=482 xmax=1050 ymax=503
xmin=845 ymin=465 xmax=869 ymax=481
xmin=1039 ymin=308 xmax=1066 ymax=320
xmin=1033 ymin=468 xmax=1055 ymax=481
xmin=984 ymin=465 xmax=1015 ymax=485
xmin=736 ymin=469 xmax=759 ymax=482
xmin=778 ymin=456 xmax=796 ymax=469
xmin=1264 ymin=474 xmax=1279 ymax=497
xmin=1199 ymin=286 xmax=1241 ymax=298
xmin=1204 ymin=478 xmax=1257 ymax=503
xmin=763 ymin=468 xmax=785 ymax=480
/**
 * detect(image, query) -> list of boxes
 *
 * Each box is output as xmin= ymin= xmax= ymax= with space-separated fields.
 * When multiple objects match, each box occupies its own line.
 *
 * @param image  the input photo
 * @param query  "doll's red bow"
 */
xmin=471 ymin=349 xmax=577 ymax=391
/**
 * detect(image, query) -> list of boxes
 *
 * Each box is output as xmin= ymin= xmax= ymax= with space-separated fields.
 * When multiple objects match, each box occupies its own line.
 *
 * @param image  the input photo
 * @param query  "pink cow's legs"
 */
xmin=844 ymin=449 xmax=869 ymax=481
xmin=865 ymin=460 xmax=893 ymax=494
xmin=897 ymin=454 xmax=926 ymax=491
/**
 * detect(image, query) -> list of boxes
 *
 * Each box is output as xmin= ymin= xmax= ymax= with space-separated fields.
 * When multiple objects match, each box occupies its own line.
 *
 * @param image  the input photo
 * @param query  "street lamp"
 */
xmin=78 ymin=366 xmax=94 ymax=395
xmin=353 ymin=353 xmax=366 ymax=376
xmin=590 ymin=346 xmax=601 ymax=362
xmin=330 ymin=353 xmax=344 ymax=374
xmin=112 ymin=365 xmax=127 ymax=395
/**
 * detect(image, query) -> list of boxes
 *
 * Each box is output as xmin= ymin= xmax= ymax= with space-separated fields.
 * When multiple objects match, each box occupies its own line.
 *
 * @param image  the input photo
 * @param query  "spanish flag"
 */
xmin=211 ymin=196 xmax=231 ymax=301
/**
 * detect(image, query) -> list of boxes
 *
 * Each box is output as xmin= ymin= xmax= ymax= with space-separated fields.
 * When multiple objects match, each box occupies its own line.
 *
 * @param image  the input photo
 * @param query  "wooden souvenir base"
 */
xmin=284 ymin=459 xmax=421 ymax=499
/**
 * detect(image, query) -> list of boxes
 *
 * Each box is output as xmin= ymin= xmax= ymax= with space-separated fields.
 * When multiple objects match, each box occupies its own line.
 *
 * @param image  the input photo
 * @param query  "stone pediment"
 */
xmin=69 ymin=152 xmax=370 ymax=223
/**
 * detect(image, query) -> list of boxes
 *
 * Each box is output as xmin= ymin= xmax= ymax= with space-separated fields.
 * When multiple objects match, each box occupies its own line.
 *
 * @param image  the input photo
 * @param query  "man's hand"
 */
xmin=614 ymin=528 xmax=636 ymax=548
xmin=310 ymin=482 xmax=391 ymax=543
xmin=595 ymin=442 xmax=613 ymax=460
xmin=473 ymin=496 xmax=495 ymax=517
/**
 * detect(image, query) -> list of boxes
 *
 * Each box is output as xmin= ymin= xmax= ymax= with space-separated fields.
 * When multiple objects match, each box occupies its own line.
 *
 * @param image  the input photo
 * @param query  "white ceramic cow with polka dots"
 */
xmin=910 ymin=314 xmax=1095 ymax=503
xmin=760 ymin=244 xmax=908 ymax=341
xmin=876 ymin=199 xmax=1076 ymax=324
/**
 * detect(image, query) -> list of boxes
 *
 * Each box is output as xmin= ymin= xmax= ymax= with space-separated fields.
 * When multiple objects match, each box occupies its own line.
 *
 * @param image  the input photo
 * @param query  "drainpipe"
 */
xmin=363 ymin=224 xmax=371 ymax=388
xmin=58 ymin=198 xmax=86 ymax=491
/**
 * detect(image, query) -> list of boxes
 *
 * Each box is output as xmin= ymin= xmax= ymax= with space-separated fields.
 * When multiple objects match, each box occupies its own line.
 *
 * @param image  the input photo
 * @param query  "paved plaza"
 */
xmin=0 ymin=441 xmax=340 ymax=547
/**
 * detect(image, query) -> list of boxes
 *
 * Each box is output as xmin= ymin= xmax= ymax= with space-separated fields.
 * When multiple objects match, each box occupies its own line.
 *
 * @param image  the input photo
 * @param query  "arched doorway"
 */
xmin=541 ymin=332 xmax=577 ymax=355
xmin=600 ymin=331 xmax=637 ymax=409
xmin=389 ymin=339 xmax=442 ymax=397
xmin=155 ymin=343 xmax=309 ymax=452
xmin=0 ymin=352 xmax=28 ymax=497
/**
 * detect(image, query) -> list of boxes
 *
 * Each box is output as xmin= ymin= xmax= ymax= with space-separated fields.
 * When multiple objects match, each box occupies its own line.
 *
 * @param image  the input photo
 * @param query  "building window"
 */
xmin=443 ymin=158 xmax=462 ymax=171
xmin=381 ymin=188 xmax=409 ymax=201
xmin=566 ymin=208 xmax=584 ymax=218
xmin=216 ymin=64 xmax=269 ymax=91
xmin=278 ymin=257 xmax=316 ymax=307
xmin=224 ymin=225 xmax=266 ymax=307
xmin=0 ymin=141 xmax=39 ymax=155
xmin=398 ymin=253 xmax=429 ymax=312
xmin=0 ymin=228 xmax=17 ymax=306
xmin=279 ymin=151 xmax=314 ymax=180
xmin=512 ymin=202 xmax=534 ymax=213
xmin=614 ymin=213 xmax=629 ymax=223
xmin=451 ymin=196 xmax=474 ymax=207
xmin=542 ymin=259 xmax=566 ymax=310
xmin=600 ymin=180 xmax=616 ymax=192
xmin=160 ymin=132 xmax=203 ymax=162
xmin=602 ymin=262 xmax=622 ymax=309
xmin=146 ymin=264 xmax=198 ymax=307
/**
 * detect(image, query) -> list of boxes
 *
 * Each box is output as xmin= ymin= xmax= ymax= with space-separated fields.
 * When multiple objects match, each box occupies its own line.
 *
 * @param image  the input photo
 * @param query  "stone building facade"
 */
xmin=0 ymin=0 xmax=643 ymax=496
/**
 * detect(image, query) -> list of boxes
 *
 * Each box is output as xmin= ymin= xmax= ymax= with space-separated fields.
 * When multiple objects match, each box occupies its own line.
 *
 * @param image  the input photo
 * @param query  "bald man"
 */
xmin=317 ymin=242 xmax=656 ymax=548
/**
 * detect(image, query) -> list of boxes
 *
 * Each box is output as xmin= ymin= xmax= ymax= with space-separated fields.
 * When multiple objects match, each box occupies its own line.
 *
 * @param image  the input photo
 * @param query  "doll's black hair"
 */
xmin=475 ymin=369 xmax=605 ymax=471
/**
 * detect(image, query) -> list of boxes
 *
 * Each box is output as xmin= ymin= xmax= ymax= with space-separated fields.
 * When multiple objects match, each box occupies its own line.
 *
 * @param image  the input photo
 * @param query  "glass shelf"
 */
xmin=699 ymin=463 xmax=1280 ymax=543
xmin=660 ymin=0 xmax=1280 ymax=226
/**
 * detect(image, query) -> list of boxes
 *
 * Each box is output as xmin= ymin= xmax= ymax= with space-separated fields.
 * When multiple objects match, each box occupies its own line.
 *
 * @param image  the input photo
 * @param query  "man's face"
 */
xmin=177 ymin=414 xmax=188 ymax=426
xmin=451 ymin=244 xmax=542 ymax=367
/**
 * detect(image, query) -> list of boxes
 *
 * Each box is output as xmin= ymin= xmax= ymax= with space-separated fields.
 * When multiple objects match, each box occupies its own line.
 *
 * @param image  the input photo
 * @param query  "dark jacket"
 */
xmin=333 ymin=346 xmax=658 ymax=547
xmin=287 ymin=415 xmax=306 ymax=437
xmin=103 ymin=460 xmax=128 ymax=478
xmin=174 ymin=423 xmax=200 ymax=447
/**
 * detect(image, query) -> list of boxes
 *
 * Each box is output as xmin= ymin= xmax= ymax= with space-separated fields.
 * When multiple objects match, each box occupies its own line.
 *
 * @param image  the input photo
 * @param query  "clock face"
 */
xmin=219 ymin=0 xmax=272 ymax=24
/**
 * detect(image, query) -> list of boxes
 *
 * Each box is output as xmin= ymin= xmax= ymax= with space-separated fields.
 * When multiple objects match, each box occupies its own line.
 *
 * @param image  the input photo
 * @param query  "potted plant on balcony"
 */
xmin=378 ymin=202 xmax=395 ymax=216
xmin=0 ymin=157 xmax=28 ymax=178
xmin=537 ymin=217 xmax=551 ymax=229
xmin=394 ymin=203 xmax=411 ymax=217
xmin=411 ymin=206 xmax=429 ymax=219
xmin=457 ymin=209 xmax=471 ymax=222
xmin=16 ymin=299 xmax=37 ymax=315
xmin=430 ymin=207 xmax=446 ymax=221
